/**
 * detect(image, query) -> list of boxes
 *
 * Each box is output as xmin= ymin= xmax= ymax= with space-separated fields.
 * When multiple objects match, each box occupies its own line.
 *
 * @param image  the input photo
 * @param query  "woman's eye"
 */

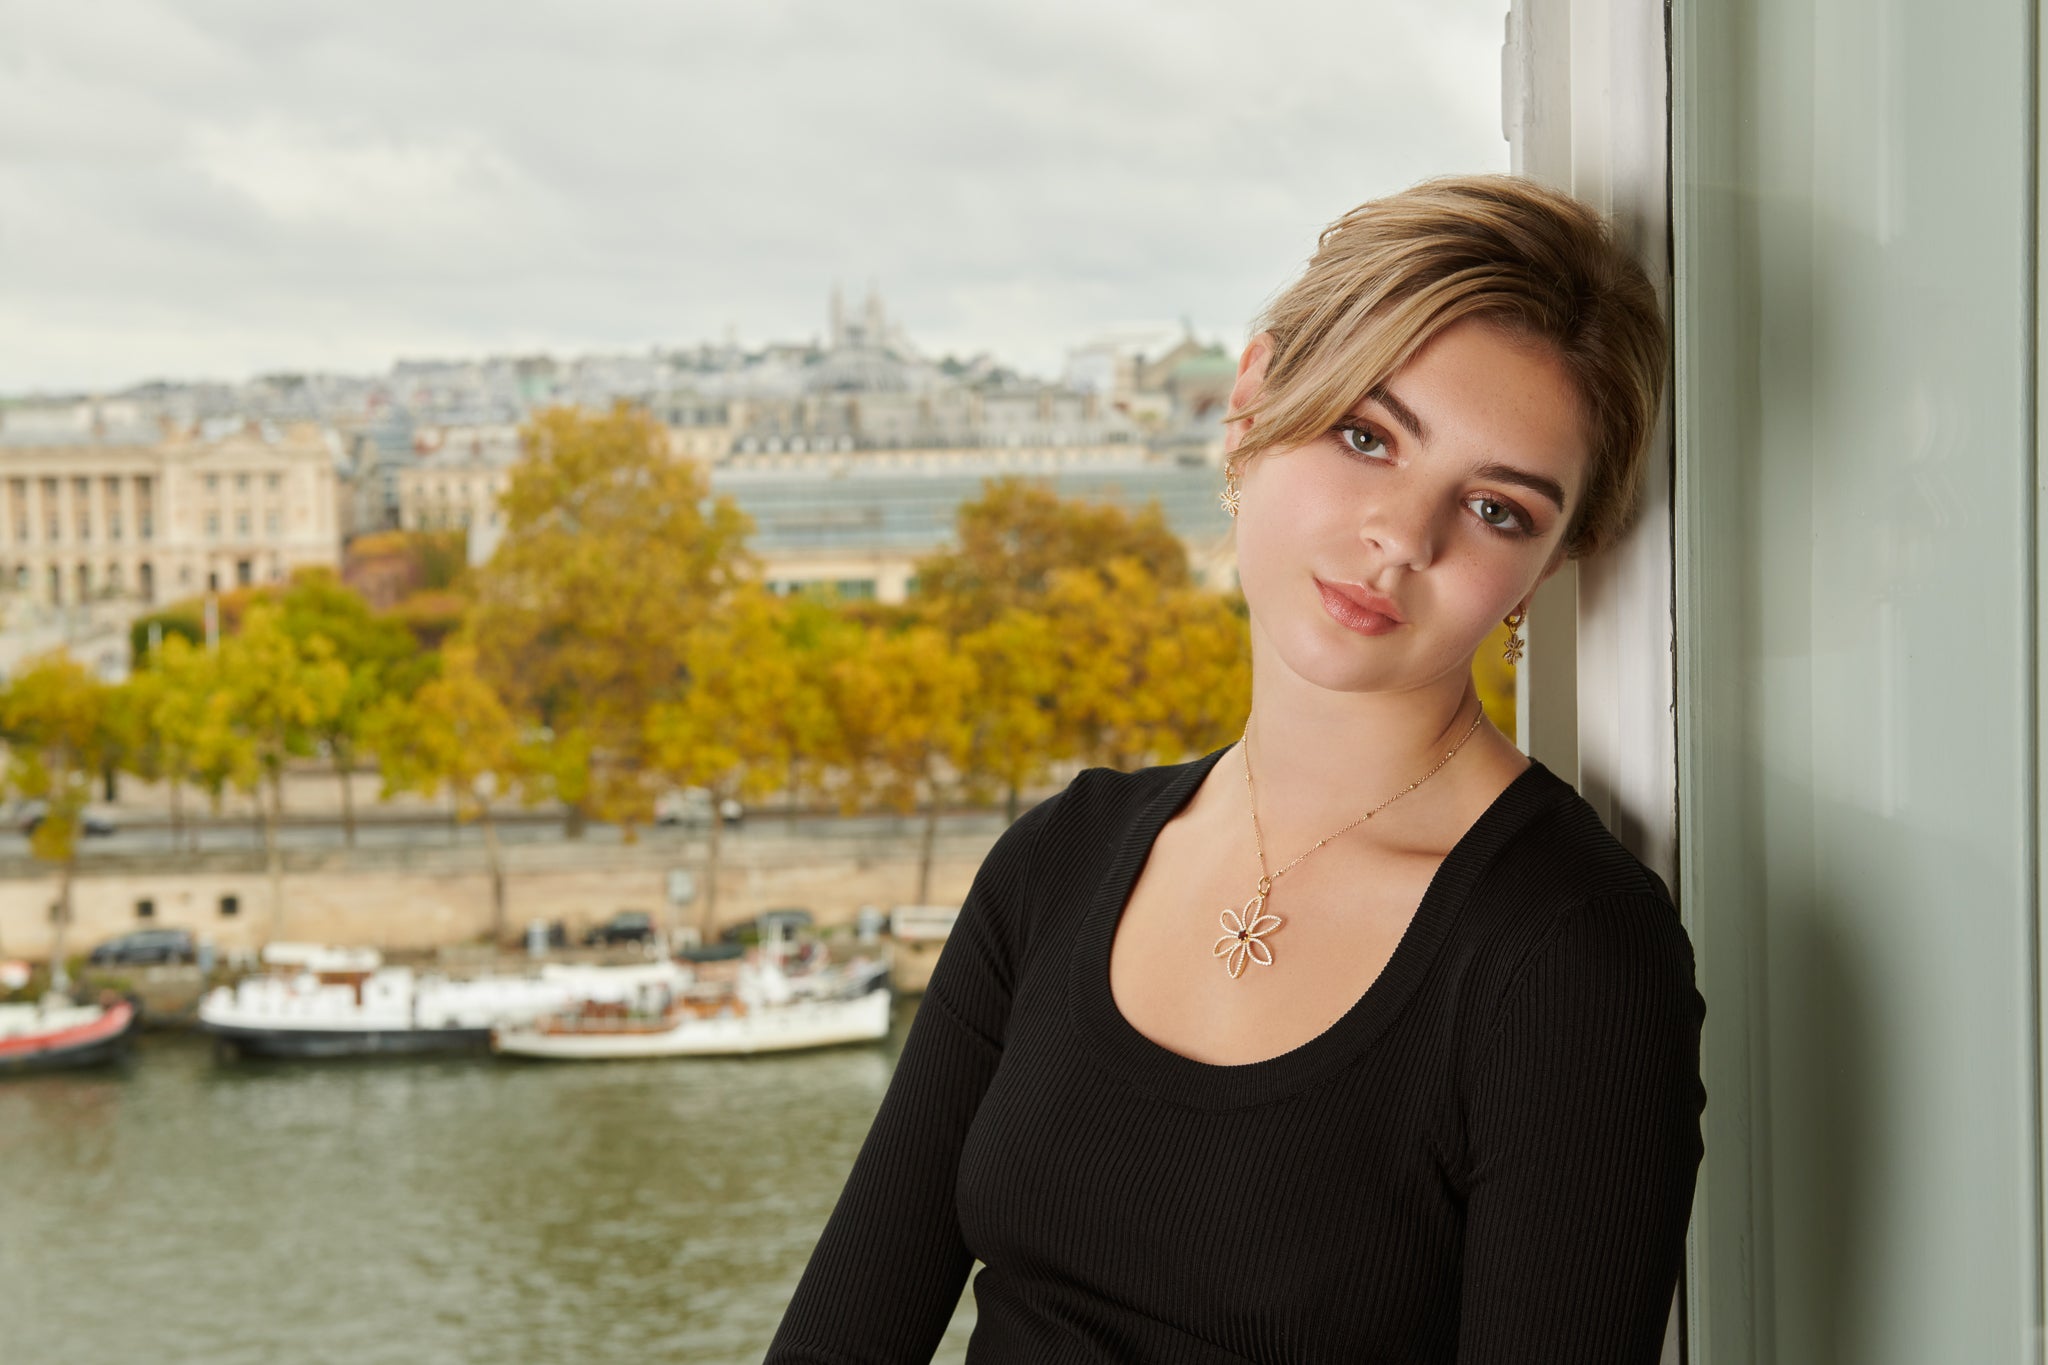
xmin=1469 ymin=496 xmax=1523 ymax=532
xmin=1338 ymin=425 xmax=1387 ymax=459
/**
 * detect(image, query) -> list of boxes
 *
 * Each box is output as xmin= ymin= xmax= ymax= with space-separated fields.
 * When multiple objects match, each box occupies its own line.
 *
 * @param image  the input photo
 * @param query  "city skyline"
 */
xmin=3 ymin=0 xmax=1509 ymax=393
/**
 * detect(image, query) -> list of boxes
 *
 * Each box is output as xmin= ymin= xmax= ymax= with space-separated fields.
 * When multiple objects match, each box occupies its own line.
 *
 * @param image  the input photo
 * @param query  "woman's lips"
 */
xmin=1315 ymin=578 xmax=1405 ymax=635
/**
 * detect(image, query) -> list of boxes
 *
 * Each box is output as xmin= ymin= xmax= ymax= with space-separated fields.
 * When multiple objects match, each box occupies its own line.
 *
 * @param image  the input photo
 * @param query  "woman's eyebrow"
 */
xmin=1365 ymin=386 xmax=1430 ymax=443
xmin=1365 ymin=386 xmax=1567 ymax=513
xmin=1474 ymin=462 xmax=1566 ymax=511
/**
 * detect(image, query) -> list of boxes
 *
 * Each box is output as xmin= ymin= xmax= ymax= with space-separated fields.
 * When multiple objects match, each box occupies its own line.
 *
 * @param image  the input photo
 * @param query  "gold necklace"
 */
xmin=1212 ymin=705 xmax=1488 ymax=980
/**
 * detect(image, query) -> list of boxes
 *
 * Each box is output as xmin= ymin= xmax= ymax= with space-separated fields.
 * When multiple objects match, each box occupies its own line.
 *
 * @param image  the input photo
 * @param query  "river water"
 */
xmin=0 ymin=999 xmax=974 ymax=1364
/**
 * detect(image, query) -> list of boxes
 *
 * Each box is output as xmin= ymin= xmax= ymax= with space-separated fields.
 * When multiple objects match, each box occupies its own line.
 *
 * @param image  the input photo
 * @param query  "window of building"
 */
xmin=136 ymin=477 xmax=154 ymax=541
xmin=235 ymin=558 xmax=252 ymax=586
xmin=235 ymin=510 xmax=250 ymax=536
xmin=204 ymin=511 xmax=219 ymax=538
xmin=266 ymin=472 xmax=281 ymax=491
xmin=135 ymin=898 xmax=155 ymax=920
xmin=76 ymin=564 xmax=89 ymax=599
xmin=140 ymin=562 xmax=155 ymax=603
xmin=833 ymin=578 xmax=878 ymax=600
xmin=218 ymin=894 xmax=239 ymax=917
xmin=265 ymin=510 xmax=280 ymax=534
xmin=46 ymin=565 xmax=58 ymax=602
xmin=234 ymin=473 xmax=249 ymax=492
xmin=204 ymin=473 xmax=218 ymax=492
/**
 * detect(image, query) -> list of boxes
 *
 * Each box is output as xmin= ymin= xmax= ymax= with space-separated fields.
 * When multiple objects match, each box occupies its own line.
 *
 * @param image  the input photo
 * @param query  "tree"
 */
xmin=821 ymin=623 xmax=978 ymax=904
xmin=467 ymin=403 xmax=754 ymax=833
xmin=957 ymin=607 xmax=1062 ymax=821
xmin=278 ymin=569 xmax=426 ymax=846
xmin=366 ymin=643 xmax=522 ymax=945
xmin=221 ymin=603 xmax=350 ymax=941
xmin=0 ymin=654 xmax=117 ymax=995
xmin=1039 ymin=558 xmax=1250 ymax=771
xmin=913 ymin=476 xmax=1191 ymax=633
xmin=644 ymin=586 xmax=850 ymax=942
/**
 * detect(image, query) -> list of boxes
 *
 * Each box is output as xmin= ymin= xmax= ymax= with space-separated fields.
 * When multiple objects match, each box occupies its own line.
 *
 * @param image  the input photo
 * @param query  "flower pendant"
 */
xmin=1213 ymin=890 xmax=1282 ymax=980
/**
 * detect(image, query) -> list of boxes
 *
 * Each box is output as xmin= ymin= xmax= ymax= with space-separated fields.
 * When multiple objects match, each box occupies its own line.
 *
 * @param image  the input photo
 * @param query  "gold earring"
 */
xmin=1219 ymin=468 xmax=1242 ymax=518
xmin=1502 ymin=610 xmax=1526 ymax=664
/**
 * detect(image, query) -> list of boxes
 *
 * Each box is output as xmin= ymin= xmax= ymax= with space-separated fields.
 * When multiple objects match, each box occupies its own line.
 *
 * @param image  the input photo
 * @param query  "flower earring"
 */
xmin=1219 ymin=467 xmax=1242 ymax=517
xmin=1502 ymin=610 xmax=1526 ymax=664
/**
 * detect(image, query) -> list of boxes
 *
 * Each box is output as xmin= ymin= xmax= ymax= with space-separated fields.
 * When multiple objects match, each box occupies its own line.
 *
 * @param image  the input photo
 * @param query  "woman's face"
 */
xmin=1230 ymin=317 xmax=1591 ymax=699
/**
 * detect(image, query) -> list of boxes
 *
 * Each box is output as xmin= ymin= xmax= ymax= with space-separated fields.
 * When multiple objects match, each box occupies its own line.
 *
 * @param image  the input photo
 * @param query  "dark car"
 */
xmin=88 ymin=927 xmax=197 ymax=967
xmin=584 ymin=911 xmax=655 ymax=947
xmin=718 ymin=907 xmax=815 ymax=946
xmin=19 ymin=801 xmax=117 ymax=838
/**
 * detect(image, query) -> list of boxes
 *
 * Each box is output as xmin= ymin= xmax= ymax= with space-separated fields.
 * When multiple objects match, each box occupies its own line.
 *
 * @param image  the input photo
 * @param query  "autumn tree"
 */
xmin=467 ymin=403 xmax=754 ymax=833
xmin=913 ymin=476 xmax=1191 ymax=633
xmin=821 ymin=622 xmax=978 ymax=904
xmin=278 ymin=569 xmax=426 ymax=845
xmin=645 ymin=586 xmax=852 ymax=941
xmin=1041 ymin=558 xmax=1250 ymax=771
xmin=366 ymin=643 xmax=521 ymax=945
xmin=0 ymin=654 xmax=118 ymax=994
xmin=957 ymin=608 xmax=1062 ymax=821
xmin=221 ymin=602 xmax=350 ymax=940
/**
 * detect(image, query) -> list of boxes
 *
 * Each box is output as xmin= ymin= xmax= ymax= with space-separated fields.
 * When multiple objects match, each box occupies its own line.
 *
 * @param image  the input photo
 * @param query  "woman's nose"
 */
xmin=1357 ymin=487 xmax=1439 ymax=570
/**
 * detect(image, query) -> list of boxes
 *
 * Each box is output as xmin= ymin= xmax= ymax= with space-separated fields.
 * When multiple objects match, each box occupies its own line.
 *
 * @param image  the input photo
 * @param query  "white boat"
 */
xmin=198 ymin=959 xmax=687 ymax=1059
xmin=492 ymin=952 xmax=892 ymax=1060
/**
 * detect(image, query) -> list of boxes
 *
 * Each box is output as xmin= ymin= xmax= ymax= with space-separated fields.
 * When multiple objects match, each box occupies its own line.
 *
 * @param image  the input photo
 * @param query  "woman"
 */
xmin=767 ymin=175 xmax=1704 ymax=1364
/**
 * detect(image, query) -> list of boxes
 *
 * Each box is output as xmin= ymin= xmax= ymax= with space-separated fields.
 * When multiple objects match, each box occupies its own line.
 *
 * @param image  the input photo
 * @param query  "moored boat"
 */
xmin=0 ymin=994 xmax=141 ymax=1074
xmin=199 ymin=959 xmax=687 ymax=1059
xmin=492 ymin=953 xmax=892 ymax=1060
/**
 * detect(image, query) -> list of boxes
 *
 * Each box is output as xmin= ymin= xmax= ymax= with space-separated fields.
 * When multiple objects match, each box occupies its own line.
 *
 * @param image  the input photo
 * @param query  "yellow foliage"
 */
xmin=468 ymin=403 xmax=754 ymax=824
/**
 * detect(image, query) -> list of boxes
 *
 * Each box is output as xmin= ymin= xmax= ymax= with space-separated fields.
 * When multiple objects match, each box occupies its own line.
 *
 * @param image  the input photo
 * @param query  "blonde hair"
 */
xmin=1225 ymin=175 xmax=1667 ymax=558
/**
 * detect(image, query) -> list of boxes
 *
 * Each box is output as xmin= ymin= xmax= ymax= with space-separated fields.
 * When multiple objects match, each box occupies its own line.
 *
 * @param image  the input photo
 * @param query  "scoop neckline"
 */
xmin=1066 ymin=743 xmax=1571 ymax=1112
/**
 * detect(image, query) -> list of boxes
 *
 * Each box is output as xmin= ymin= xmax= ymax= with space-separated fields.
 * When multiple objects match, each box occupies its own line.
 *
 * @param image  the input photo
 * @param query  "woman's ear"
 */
xmin=1225 ymin=333 xmax=1275 ymax=453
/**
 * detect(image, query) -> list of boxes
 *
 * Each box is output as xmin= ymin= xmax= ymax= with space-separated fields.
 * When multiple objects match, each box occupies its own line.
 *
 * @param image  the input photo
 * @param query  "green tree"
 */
xmin=0 ymin=654 xmax=117 ymax=994
xmin=278 ymin=569 xmax=426 ymax=846
xmin=468 ymin=403 xmax=754 ymax=834
xmin=221 ymin=603 xmax=349 ymax=941
xmin=366 ymin=643 xmax=522 ymax=945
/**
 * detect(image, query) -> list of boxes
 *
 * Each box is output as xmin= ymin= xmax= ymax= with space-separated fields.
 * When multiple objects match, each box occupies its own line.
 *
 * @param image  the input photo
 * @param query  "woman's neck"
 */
xmin=1236 ymin=651 xmax=1487 ymax=846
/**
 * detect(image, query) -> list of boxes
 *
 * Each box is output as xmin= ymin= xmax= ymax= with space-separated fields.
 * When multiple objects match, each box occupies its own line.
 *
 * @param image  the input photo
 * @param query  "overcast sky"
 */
xmin=1 ymin=0 xmax=1507 ymax=394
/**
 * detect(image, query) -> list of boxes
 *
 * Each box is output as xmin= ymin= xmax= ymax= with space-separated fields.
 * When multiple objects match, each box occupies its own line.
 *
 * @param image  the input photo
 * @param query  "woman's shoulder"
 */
xmin=1016 ymin=748 xmax=1228 ymax=849
xmin=1443 ymin=761 xmax=1695 ymax=1024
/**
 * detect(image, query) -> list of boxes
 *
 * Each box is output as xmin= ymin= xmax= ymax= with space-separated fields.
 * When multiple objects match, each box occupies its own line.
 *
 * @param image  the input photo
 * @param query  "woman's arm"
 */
xmin=764 ymin=790 xmax=1061 ymax=1365
xmin=1456 ymin=892 xmax=1706 ymax=1364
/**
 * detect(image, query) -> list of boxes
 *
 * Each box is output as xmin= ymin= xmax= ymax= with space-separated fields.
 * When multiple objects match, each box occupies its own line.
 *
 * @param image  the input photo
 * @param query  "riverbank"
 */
xmin=0 ymin=817 xmax=1002 ymax=969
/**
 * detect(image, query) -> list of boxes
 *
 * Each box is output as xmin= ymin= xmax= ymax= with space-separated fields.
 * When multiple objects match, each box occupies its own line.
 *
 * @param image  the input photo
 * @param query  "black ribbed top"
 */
xmin=766 ymin=747 xmax=1705 ymax=1364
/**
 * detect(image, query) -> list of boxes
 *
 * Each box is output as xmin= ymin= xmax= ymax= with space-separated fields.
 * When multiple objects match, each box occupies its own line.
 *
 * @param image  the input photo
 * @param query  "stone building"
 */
xmin=0 ymin=417 xmax=341 ymax=606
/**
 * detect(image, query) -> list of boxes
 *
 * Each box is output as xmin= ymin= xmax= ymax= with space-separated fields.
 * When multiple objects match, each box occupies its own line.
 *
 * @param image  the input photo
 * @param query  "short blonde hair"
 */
xmin=1226 ymin=176 xmax=1667 ymax=558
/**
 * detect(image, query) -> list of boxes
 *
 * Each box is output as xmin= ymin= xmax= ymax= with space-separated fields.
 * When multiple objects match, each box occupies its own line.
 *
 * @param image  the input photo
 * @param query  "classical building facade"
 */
xmin=0 ymin=420 xmax=341 ymax=606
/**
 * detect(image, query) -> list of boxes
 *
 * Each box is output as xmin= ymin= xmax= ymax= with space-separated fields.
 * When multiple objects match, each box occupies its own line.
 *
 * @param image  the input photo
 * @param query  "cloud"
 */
xmin=0 ymin=0 xmax=1509 ymax=392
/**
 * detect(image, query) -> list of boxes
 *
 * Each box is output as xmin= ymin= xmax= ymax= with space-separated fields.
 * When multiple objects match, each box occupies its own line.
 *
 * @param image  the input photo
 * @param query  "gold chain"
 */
xmin=1212 ymin=703 xmax=1487 ymax=980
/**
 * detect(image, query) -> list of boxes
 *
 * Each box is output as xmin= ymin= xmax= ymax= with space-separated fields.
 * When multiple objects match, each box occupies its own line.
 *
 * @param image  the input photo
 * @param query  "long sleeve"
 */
xmin=764 ymin=792 xmax=1059 ymax=1365
xmin=1456 ymin=892 xmax=1706 ymax=1363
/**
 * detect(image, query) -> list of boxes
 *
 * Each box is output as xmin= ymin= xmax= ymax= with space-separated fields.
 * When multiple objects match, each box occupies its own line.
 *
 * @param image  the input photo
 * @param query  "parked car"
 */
xmin=719 ymin=907 xmax=814 ymax=946
xmin=583 ymin=910 xmax=655 ymax=947
xmin=18 ymin=801 xmax=117 ymax=837
xmin=654 ymin=790 xmax=745 ymax=827
xmin=87 ymin=928 xmax=197 ymax=967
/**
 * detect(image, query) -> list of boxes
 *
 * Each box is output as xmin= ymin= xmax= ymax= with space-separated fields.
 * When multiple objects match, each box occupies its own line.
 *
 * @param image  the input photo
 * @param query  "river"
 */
xmin=0 ymin=1000 xmax=974 ymax=1364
